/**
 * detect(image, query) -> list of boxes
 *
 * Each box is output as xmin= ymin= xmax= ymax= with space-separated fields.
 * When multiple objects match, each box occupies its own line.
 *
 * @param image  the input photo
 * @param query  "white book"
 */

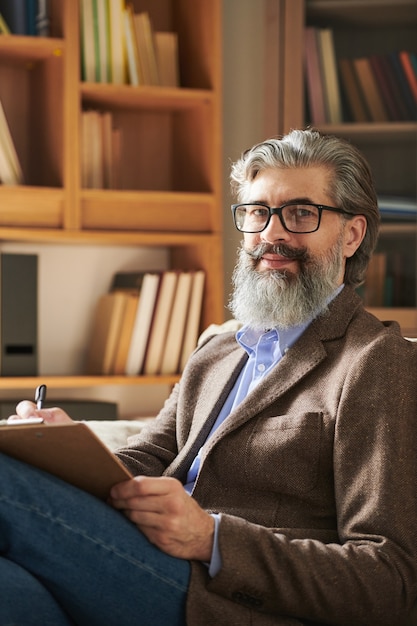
xmin=143 ymin=271 xmax=179 ymax=375
xmin=160 ymin=271 xmax=193 ymax=375
xmin=124 ymin=5 xmax=141 ymax=86
xmin=0 ymin=99 xmax=23 ymax=185
xmin=180 ymin=270 xmax=205 ymax=371
xmin=125 ymin=272 xmax=161 ymax=376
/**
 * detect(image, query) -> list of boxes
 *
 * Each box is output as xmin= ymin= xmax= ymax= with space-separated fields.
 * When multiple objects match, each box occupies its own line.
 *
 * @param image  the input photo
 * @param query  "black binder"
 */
xmin=1 ymin=252 xmax=38 ymax=376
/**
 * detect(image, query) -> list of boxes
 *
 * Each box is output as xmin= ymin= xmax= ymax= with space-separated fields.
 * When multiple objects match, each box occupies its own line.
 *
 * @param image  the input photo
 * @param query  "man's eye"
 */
xmin=251 ymin=208 xmax=269 ymax=218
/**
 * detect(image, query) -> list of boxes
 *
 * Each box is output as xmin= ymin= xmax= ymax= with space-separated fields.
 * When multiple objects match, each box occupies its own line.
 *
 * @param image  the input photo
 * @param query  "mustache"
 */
xmin=243 ymin=242 xmax=309 ymax=263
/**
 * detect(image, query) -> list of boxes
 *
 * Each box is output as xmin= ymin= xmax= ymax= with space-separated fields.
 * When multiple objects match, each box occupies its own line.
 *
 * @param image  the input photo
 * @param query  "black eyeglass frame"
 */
xmin=231 ymin=202 xmax=354 ymax=234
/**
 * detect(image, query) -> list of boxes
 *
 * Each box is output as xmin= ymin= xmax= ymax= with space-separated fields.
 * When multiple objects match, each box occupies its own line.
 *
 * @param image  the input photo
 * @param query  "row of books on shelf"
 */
xmin=81 ymin=1 xmax=179 ymax=87
xmin=81 ymin=109 xmax=121 ymax=189
xmin=304 ymin=26 xmax=417 ymax=124
xmin=86 ymin=269 xmax=205 ymax=377
xmin=361 ymin=250 xmax=416 ymax=308
xmin=0 ymin=0 xmax=49 ymax=37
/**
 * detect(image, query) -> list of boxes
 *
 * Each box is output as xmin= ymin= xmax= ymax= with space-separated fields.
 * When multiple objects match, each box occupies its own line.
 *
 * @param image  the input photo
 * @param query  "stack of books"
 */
xmin=80 ymin=1 xmax=179 ymax=87
xmin=85 ymin=269 xmax=205 ymax=377
xmin=81 ymin=110 xmax=120 ymax=189
xmin=304 ymin=26 xmax=417 ymax=123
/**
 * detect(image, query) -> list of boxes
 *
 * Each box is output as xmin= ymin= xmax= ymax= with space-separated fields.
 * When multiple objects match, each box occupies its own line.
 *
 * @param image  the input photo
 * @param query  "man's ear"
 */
xmin=344 ymin=215 xmax=367 ymax=258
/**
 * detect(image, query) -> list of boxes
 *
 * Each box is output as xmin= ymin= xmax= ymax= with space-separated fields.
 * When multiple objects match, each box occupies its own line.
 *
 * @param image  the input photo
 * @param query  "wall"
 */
xmin=222 ymin=0 xmax=267 ymax=315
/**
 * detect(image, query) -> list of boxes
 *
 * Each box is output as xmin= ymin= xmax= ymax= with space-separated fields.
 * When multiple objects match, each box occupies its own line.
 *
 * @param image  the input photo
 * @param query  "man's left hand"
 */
xmin=109 ymin=476 xmax=215 ymax=561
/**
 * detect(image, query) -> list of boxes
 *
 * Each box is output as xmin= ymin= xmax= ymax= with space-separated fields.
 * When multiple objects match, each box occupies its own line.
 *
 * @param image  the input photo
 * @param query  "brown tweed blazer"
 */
xmin=117 ymin=287 xmax=417 ymax=626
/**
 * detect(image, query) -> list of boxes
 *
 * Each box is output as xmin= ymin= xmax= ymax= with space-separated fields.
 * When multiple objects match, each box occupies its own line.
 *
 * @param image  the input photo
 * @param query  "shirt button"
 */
xmin=257 ymin=363 xmax=265 ymax=372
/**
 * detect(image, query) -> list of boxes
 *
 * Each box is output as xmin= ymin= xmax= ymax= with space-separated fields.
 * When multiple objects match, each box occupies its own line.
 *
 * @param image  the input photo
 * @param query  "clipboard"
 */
xmin=0 ymin=421 xmax=133 ymax=499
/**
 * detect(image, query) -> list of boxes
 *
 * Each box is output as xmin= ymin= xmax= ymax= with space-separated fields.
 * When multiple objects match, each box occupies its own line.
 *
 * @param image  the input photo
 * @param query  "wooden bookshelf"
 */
xmin=265 ymin=0 xmax=417 ymax=334
xmin=0 ymin=0 xmax=223 ymax=402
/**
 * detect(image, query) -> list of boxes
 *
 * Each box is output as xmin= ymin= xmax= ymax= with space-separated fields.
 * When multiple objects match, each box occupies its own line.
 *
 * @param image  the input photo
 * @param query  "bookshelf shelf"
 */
xmin=0 ymin=0 xmax=223 ymax=415
xmin=81 ymin=83 xmax=215 ymax=111
xmin=314 ymin=122 xmax=417 ymax=141
xmin=0 ymin=35 xmax=65 ymax=60
xmin=0 ymin=375 xmax=180 ymax=391
xmin=266 ymin=0 xmax=417 ymax=335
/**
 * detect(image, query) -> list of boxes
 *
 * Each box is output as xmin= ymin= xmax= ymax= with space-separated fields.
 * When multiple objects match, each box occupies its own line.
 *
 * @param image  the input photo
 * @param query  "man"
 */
xmin=2 ymin=129 xmax=417 ymax=625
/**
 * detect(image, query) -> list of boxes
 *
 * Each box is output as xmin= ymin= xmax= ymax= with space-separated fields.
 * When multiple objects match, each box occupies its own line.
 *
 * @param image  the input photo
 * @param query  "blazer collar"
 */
xmin=202 ymin=286 xmax=363 ymax=443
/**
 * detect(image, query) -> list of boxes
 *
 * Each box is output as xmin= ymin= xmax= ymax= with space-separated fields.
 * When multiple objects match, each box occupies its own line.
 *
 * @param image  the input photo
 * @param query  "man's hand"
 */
xmin=109 ymin=476 xmax=215 ymax=561
xmin=8 ymin=400 xmax=73 ymax=424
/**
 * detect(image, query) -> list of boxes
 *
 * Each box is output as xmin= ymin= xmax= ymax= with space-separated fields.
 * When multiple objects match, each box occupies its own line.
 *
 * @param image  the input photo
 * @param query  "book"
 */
xmin=0 ymin=98 xmax=24 ymax=185
xmin=80 ymin=0 xmax=96 ymax=82
xmin=86 ymin=291 xmax=129 ymax=375
xmin=353 ymin=57 xmax=389 ymax=122
xmin=124 ymin=3 xmax=142 ymax=86
xmin=125 ymin=272 xmax=161 ymax=375
xmin=94 ymin=0 xmax=110 ymax=83
xmin=179 ymin=270 xmax=205 ymax=371
xmin=373 ymin=53 xmax=410 ymax=121
xmin=101 ymin=110 xmax=113 ymax=189
xmin=133 ymin=11 xmax=159 ymax=86
xmin=0 ymin=11 xmax=10 ymax=34
xmin=36 ymin=0 xmax=49 ymax=36
xmin=369 ymin=54 xmax=403 ymax=121
xmin=155 ymin=31 xmax=180 ymax=87
xmin=112 ymin=293 xmax=139 ymax=375
xmin=387 ymin=51 xmax=416 ymax=120
xmin=0 ymin=0 xmax=26 ymax=34
xmin=143 ymin=271 xmax=179 ymax=375
xmin=316 ymin=28 xmax=343 ymax=124
xmin=398 ymin=50 xmax=417 ymax=107
xmin=160 ymin=271 xmax=193 ymax=375
xmin=0 ymin=421 xmax=132 ymax=499
xmin=25 ymin=0 xmax=37 ymax=35
xmin=108 ymin=0 xmax=127 ymax=84
xmin=363 ymin=252 xmax=387 ymax=307
xmin=338 ymin=57 xmax=369 ymax=122
xmin=378 ymin=195 xmax=417 ymax=221
xmin=303 ymin=27 xmax=327 ymax=124
xmin=110 ymin=270 xmax=147 ymax=292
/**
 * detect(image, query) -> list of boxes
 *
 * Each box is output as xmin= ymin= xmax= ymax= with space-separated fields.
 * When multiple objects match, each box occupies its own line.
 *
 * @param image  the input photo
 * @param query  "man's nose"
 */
xmin=260 ymin=213 xmax=291 ymax=243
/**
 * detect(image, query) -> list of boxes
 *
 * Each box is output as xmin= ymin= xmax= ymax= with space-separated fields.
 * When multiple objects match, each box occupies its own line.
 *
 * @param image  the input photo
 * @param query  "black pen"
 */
xmin=35 ymin=384 xmax=47 ymax=410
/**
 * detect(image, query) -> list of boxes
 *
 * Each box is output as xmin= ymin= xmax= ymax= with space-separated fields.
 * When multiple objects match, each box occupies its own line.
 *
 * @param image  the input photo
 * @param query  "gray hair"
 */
xmin=230 ymin=128 xmax=380 ymax=288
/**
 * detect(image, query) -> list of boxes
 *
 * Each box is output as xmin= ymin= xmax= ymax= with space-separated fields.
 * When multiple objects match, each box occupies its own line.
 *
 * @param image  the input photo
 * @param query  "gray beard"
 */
xmin=228 ymin=237 xmax=345 ymax=331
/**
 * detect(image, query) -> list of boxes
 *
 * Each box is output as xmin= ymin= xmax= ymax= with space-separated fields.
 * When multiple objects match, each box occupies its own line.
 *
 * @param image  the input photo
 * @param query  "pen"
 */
xmin=35 ymin=384 xmax=47 ymax=410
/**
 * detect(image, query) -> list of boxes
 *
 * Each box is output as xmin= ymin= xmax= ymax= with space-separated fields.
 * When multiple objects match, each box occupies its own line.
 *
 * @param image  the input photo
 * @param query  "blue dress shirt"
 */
xmin=185 ymin=285 xmax=344 ymax=574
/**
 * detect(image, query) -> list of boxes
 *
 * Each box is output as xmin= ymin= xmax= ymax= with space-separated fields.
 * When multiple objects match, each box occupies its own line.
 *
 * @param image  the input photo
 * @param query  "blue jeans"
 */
xmin=0 ymin=453 xmax=190 ymax=625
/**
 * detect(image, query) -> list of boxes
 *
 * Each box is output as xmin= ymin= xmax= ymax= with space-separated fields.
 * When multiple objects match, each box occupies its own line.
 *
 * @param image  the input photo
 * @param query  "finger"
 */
xmin=14 ymin=401 xmax=72 ymax=424
xmin=111 ymin=476 xmax=180 ymax=500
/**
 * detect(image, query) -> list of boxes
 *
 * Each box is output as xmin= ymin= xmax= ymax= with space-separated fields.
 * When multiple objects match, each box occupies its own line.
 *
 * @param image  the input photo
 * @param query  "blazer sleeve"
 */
xmin=204 ymin=335 xmax=417 ymax=625
xmin=114 ymin=382 xmax=180 ymax=476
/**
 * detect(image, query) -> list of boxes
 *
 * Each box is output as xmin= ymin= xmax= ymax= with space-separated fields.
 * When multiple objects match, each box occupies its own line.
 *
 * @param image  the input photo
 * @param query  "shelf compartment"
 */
xmin=0 ymin=53 xmax=65 ymax=188
xmin=81 ymin=190 xmax=215 ymax=232
xmin=80 ymin=98 xmax=215 ymax=194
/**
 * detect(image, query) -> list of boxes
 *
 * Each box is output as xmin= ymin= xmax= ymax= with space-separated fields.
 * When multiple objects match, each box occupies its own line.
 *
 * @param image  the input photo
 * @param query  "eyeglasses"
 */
xmin=231 ymin=202 xmax=352 ymax=234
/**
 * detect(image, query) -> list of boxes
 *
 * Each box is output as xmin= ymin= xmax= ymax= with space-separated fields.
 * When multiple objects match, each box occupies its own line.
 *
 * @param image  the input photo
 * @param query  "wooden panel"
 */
xmin=81 ymin=191 xmax=214 ymax=232
xmin=0 ymin=187 xmax=63 ymax=227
